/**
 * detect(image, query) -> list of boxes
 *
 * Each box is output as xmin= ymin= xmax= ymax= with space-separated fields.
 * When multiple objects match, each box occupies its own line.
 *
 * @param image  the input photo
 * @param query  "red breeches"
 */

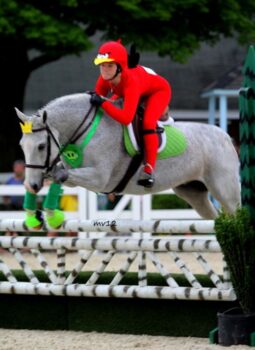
xmin=142 ymin=87 xmax=171 ymax=173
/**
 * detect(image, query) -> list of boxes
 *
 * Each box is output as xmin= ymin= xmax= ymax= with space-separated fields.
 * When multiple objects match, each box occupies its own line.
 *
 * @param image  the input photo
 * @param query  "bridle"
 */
xmin=25 ymin=124 xmax=61 ymax=172
xmin=24 ymin=105 xmax=96 ymax=173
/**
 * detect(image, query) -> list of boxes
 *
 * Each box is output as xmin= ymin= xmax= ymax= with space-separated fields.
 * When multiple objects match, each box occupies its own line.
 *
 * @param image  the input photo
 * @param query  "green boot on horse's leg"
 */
xmin=43 ymin=183 xmax=65 ymax=229
xmin=23 ymin=191 xmax=44 ymax=229
xmin=23 ymin=183 xmax=65 ymax=229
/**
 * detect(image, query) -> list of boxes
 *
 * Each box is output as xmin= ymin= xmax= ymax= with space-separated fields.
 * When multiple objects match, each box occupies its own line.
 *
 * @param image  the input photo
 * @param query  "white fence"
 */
xmin=0 ymin=185 xmax=201 ymax=221
xmin=0 ymin=234 xmax=235 ymax=301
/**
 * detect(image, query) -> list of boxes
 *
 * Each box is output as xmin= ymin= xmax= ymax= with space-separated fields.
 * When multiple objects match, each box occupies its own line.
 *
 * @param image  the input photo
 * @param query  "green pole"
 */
xmin=239 ymin=45 xmax=255 ymax=222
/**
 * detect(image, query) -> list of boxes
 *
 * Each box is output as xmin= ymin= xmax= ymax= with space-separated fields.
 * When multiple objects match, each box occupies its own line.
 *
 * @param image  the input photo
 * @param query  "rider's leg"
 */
xmin=143 ymin=130 xmax=158 ymax=174
xmin=137 ymin=88 xmax=170 ymax=188
xmin=137 ymin=129 xmax=158 ymax=188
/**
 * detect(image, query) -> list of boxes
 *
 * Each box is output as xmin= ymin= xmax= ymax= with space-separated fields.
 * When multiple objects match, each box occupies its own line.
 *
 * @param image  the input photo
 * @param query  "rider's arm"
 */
xmin=95 ymin=76 xmax=110 ymax=97
xmin=101 ymin=84 xmax=140 ymax=125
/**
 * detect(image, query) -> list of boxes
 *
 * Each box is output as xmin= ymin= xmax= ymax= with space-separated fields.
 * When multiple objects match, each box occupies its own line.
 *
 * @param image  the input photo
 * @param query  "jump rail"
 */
xmin=0 ymin=233 xmax=236 ymax=302
xmin=0 ymin=218 xmax=215 ymax=234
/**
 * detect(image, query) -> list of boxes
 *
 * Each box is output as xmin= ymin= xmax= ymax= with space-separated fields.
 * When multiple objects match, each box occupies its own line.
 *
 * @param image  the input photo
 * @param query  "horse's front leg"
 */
xmin=24 ymin=184 xmax=65 ymax=230
xmin=43 ymin=182 xmax=65 ymax=228
xmin=23 ymin=191 xmax=44 ymax=229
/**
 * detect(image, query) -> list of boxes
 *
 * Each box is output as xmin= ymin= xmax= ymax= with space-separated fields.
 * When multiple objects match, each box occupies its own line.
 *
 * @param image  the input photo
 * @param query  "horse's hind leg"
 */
xmin=173 ymin=183 xmax=218 ymax=219
xmin=205 ymin=173 xmax=241 ymax=214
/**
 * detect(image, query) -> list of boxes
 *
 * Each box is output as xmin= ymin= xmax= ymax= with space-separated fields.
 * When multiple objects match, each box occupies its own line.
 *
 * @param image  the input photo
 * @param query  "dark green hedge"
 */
xmin=152 ymin=195 xmax=191 ymax=210
xmin=0 ymin=270 xmax=236 ymax=337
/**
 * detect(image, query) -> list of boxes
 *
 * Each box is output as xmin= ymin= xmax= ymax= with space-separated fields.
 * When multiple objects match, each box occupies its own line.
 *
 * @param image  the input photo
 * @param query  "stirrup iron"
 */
xmin=137 ymin=164 xmax=155 ymax=188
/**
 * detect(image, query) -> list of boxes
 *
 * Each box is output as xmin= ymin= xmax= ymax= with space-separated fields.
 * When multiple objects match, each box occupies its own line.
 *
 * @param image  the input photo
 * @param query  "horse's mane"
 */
xmin=38 ymin=93 xmax=90 ymax=115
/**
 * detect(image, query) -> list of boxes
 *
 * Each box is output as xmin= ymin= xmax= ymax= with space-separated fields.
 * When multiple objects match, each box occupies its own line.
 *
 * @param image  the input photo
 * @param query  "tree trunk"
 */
xmin=0 ymin=41 xmax=30 ymax=171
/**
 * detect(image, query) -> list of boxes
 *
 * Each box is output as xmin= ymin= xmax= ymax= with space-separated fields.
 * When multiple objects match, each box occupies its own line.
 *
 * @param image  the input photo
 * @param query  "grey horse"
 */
xmin=16 ymin=93 xmax=241 ymax=219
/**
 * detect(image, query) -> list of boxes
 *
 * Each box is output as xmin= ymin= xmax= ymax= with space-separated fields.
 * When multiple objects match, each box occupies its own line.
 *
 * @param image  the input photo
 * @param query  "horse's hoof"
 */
xmin=25 ymin=210 xmax=44 ymax=230
xmin=46 ymin=209 xmax=65 ymax=229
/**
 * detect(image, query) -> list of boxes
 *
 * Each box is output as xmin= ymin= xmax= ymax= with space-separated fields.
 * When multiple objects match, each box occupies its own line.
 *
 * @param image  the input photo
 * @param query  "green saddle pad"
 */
xmin=123 ymin=125 xmax=187 ymax=159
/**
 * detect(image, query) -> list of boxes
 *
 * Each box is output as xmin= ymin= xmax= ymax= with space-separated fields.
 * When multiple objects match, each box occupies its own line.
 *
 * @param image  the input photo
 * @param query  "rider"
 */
xmin=90 ymin=40 xmax=172 ymax=188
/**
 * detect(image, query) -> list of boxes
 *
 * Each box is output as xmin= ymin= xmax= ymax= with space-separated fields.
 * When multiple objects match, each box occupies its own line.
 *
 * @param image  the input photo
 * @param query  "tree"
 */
xmin=1 ymin=0 xmax=255 ymax=170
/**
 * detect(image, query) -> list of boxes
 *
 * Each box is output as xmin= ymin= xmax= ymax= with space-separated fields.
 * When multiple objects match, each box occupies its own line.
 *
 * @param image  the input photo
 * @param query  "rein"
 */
xmin=25 ymin=105 xmax=95 ymax=172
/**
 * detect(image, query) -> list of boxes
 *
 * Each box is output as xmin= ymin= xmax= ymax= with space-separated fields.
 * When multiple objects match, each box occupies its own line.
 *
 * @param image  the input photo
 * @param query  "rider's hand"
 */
xmin=85 ymin=90 xmax=95 ymax=95
xmin=90 ymin=93 xmax=104 ymax=107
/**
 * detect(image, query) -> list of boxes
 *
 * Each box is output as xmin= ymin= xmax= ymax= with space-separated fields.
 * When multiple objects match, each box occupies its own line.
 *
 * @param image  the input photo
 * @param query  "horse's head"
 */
xmin=16 ymin=108 xmax=60 ymax=194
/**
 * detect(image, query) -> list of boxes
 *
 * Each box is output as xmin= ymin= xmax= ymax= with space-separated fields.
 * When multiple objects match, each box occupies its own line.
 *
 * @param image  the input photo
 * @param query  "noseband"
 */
xmin=25 ymin=105 xmax=95 ymax=173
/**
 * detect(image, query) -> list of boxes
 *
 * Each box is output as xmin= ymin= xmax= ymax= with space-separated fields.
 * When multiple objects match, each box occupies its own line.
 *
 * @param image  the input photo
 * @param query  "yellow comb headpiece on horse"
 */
xmin=20 ymin=121 xmax=33 ymax=134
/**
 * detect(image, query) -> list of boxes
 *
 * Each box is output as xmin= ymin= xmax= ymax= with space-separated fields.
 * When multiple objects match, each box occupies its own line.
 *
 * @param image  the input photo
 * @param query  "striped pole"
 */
xmin=0 ymin=218 xmax=215 ymax=234
xmin=0 ymin=236 xmax=220 ymax=252
xmin=0 ymin=236 xmax=235 ymax=301
xmin=0 ymin=282 xmax=235 ymax=301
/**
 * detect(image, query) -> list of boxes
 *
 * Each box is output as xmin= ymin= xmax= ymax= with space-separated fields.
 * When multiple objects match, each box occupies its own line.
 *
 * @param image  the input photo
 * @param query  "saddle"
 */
xmin=111 ymin=106 xmax=185 ymax=193
xmin=129 ymin=106 xmax=170 ymax=154
xmin=123 ymin=107 xmax=187 ymax=160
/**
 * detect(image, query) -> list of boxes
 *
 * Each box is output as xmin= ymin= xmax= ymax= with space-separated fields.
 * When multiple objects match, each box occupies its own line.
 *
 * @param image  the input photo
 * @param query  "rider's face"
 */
xmin=100 ymin=62 xmax=118 ymax=81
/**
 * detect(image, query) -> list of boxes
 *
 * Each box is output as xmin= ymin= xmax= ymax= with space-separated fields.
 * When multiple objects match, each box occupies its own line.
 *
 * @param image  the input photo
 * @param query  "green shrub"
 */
xmin=215 ymin=207 xmax=255 ymax=313
xmin=152 ymin=195 xmax=191 ymax=210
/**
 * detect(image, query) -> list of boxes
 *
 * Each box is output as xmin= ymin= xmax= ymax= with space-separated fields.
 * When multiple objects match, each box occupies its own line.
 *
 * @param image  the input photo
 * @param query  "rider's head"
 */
xmin=94 ymin=40 xmax=128 ymax=80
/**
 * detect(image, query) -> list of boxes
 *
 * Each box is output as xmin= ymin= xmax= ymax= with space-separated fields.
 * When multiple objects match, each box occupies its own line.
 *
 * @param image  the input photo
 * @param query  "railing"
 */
xmin=0 ymin=234 xmax=235 ymax=301
xmin=0 ymin=185 xmax=201 ymax=222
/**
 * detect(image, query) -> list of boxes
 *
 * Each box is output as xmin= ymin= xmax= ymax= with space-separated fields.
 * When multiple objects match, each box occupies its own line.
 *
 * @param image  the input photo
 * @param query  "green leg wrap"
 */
xmin=44 ymin=183 xmax=64 ymax=228
xmin=25 ymin=210 xmax=44 ymax=229
xmin=23 ymin=191 xmax=44 ymax=229
xmin=43 ymin=183 xmax=63 ymax=210
xmin=23 ymin=191 xmax=37 ymax=210
xmin=46 ymin=209 xmax=65 ymax=229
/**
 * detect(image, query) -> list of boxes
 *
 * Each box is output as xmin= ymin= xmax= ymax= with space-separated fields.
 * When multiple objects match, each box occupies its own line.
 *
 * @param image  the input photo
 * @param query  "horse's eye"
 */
xmin=38 ymin=143 xmax=46 ymax=151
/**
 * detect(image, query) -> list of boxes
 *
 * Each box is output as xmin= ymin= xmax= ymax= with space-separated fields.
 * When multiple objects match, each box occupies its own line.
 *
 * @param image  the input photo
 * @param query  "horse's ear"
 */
xmin=15 ymin=107 xmax=27 ymax=123
xmin=42 ymin=111 xmax=47 ymax=124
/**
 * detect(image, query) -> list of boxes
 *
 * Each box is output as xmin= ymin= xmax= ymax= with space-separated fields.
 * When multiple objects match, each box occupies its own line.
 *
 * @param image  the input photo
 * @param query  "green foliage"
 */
xmin=1 ymin=0 xmax=255 ymax=63
xmin=215 ymin=207 xmax=255 ymax=313
xmin=1 ymin=0 xmax=255 ymax=169
xmin=0 ymin=0 xmax=92 ymax=57
xmin=114 ymin=0 xmax=255 ymax=62
xmin=239 ymin=46 xmax=255 ymax=219
xmin=152 ymin=194 xmax=191 ymax=209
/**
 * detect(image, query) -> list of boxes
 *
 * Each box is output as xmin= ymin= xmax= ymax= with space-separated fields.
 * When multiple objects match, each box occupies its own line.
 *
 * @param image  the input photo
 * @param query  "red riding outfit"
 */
xmin=93 ymin=40 xmax=172 ymax=183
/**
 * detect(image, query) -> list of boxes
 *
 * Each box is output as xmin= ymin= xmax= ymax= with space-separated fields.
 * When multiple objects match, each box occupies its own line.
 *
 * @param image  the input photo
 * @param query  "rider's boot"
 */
xmin=137 ymin=131 xmax=158 ymax=188
xmin=137 ymin=163 xmax=155 ymax=188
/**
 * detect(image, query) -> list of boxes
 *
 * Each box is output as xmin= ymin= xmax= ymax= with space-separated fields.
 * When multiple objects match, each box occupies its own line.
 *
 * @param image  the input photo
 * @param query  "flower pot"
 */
xmin=217 ymin=307 xmax=255 ymax=346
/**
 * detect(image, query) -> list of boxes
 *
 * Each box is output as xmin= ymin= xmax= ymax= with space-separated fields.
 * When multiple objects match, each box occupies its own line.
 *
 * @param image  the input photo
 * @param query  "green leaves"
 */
xmin=0 ymin=0 xmax=18 ymax=35
xmin=1 ymin=0 xmax=255 ymax=62
xmin=0 ymin=0 xmax=92 ymax=56
xmin=240 ymin=46 xmax=255 ymax=218
xmin=215 ymin=208 xmax=255 ymax=313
